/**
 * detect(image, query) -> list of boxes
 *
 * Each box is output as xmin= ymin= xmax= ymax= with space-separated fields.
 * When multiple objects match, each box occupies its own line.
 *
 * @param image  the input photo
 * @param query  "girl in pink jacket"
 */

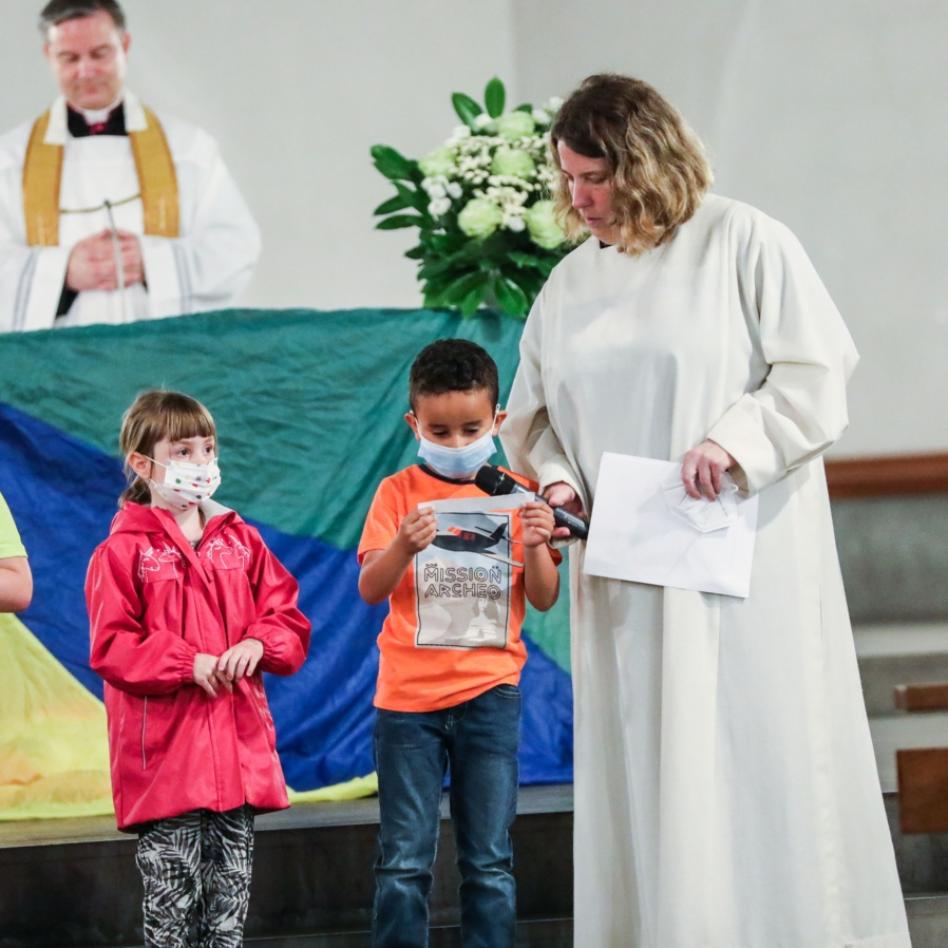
xmin=85 ymin=389 xmax=310 ymax=947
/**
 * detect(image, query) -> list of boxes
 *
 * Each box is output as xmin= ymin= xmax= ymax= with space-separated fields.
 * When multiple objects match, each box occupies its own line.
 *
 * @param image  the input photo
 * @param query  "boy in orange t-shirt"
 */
xmin=358 ymin=339 xmax=561 ymax=947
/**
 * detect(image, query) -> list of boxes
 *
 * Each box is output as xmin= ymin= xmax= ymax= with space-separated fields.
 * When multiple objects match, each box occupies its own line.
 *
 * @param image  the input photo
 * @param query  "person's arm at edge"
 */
xmin=0 ymin=556 xmax=32 ymax=613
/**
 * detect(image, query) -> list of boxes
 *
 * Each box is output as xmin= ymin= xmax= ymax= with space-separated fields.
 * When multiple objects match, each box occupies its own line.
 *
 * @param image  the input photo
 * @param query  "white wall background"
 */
xmin=0 ymin=0 xmax=517 ymax=311
xmin=511 ymin=0 xmax=947 ymax=456
xmin=1 ymin=0 xmax=944 ymax=455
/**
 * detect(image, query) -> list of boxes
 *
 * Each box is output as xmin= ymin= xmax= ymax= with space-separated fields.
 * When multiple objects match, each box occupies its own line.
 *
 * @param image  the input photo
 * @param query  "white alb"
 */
xmin=502 ymin=194 xmax=910 ymax=948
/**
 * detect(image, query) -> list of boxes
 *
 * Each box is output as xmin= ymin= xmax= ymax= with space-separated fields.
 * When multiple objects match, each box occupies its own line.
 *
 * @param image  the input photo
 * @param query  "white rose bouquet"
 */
xmin=371 ymin=78 xmax=568 ymax=317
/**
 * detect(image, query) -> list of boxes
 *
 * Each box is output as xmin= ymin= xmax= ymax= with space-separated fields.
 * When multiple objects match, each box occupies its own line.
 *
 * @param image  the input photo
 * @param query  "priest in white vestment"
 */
xmin=502 ymin=74 xmax=911 ymax=948
xmin=0 ymin=0 xmax=260 ymax=333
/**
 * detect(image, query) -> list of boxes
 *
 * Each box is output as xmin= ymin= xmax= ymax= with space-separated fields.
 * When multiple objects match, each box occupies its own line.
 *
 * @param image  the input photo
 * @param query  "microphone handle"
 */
xmin=550 ymin=504 xmax=588 ymax=540
xmin=488 ymin=468 xmax=588 ymax=539
xmin=525 ymin=486 xmax=588 ymax=539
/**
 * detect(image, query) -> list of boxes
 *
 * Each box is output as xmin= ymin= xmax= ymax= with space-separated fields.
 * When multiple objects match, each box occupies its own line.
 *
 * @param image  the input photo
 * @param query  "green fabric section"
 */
xmin=0 ymin=307 xmax=571 ymax=670
xmin=0 ymin=309 xmax=518 ymax=544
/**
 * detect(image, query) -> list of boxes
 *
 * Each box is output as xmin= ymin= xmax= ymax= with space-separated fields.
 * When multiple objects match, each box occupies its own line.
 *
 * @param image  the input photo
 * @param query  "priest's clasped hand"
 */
xmin=680 ymin=439 xmax=736 ymax=501
xmin=66 ymin=228 xmax=144 ymax=292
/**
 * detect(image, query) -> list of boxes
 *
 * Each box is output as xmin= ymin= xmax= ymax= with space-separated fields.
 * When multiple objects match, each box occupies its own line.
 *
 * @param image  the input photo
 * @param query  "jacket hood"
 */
xmin=109 ymin=499 xmax=238 ymax=537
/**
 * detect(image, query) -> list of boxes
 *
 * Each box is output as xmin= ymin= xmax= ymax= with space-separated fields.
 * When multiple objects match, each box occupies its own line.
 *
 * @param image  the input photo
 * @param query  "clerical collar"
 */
xmin=67 ymin=102 xmax=127 ymax=138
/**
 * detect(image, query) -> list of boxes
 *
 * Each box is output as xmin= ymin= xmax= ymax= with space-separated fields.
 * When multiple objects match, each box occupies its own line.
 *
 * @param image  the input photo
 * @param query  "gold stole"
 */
xmin=22 ymin=105 xmax=180 ymax=246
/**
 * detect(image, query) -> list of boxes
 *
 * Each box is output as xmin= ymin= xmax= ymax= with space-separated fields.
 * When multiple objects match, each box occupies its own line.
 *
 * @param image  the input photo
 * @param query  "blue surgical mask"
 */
xmin=417 ymin=425 xmax=497 ymax=479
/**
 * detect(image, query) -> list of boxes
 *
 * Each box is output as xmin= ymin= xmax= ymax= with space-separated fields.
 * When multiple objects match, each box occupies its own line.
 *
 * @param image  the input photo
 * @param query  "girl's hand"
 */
xmin=542 ymin=482 xmax=586 ymax=539
xmin=193 ymin=652 xmax=230 ymax=697
xmin=521 ymin=501 xmax=555 ymax=548
xmin=217 ymin=638 xmax=265 ymax=683
xmin=680 ymin=440 xmax=736 ymax=500
xmin=394 ymin=506 xmax=438 ymax=556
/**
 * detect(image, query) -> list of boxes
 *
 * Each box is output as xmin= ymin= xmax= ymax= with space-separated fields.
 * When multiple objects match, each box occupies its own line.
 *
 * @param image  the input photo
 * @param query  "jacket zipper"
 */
xmin=141 ymin=697 xmax=148 ymax=769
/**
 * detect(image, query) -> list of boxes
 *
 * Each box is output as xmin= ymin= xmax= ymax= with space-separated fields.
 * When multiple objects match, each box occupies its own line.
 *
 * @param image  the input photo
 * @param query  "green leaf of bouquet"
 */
xmin=508 ymin=251 xmax=552 ymax=272
xmin=418 ymin=246 xmax=477 ymax=280
xmin=418 ymin=260 xmax=454 ymax=281
xmin=492 ymin=274 xmax=530 ymax=316
xmin=459 ymin=284 xmax=487 ymax=317
xmin=428 ymin=233 xmax=466 ymax=254
xmin=407 ymin=190 xmax=430 ymax=213
xmin=404 ymin=245 xmax=426 ymax=260
xmin=504 ymin=265 xmax=542 ymax=297
xmin=373 ymin=194 xmax=411 ymax=215
xmin=484 ymin=77 xmax=506 ymax=118
xmin=514 ymin=103 xmax=533 ymax=114
xmin=376 ymin=214 xmax=424 ymax=230
xmin=452 ymin=92 xmax=483 ymax=128
xmin=387 ymin=181 xmax=428 ymax=214
xmin=370 ymin=144 xmax=416 ymax=181
xmin=422 ymin=272 xmax=454 ymax=298
xmin=442 ymin=270 xmax=488 ymax=305
xmin=423 ymin=275 xmax=458 ymax=308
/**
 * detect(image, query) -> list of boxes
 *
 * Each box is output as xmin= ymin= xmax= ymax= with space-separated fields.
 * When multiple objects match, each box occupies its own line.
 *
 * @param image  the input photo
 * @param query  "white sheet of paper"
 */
xmin=412 ymin=493 xmax=532 ymax=646
xmin=419 ymin=494 xmax=532 ymax=514
xmin=584 ymin=453 xmax=759 ymax=598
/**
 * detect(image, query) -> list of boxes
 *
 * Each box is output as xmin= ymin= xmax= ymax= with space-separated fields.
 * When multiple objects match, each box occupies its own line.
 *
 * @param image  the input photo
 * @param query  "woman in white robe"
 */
xmin=501 ymin=74 xmax=910 ymax=948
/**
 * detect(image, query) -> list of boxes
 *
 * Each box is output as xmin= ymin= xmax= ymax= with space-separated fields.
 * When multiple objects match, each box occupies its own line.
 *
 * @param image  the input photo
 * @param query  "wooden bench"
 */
xmin=895 ymin=682 xmax=948 ymax=833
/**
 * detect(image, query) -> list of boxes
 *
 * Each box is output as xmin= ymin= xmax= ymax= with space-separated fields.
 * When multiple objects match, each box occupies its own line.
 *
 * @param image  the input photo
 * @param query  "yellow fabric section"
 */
xmin=130 ymin=107 xmax=180 ymax=238
xmin=0 ymin=613 xmax=377 ymax=821
xmin=0 ymin=612 xmax=112 ymax=820
xmin=22 ymin=105 xmax=180 ymax=247
xmin=289 ymin=772 xmax=378 ymax=804
xmin=22 ymin=111 xmax=61 ymax=247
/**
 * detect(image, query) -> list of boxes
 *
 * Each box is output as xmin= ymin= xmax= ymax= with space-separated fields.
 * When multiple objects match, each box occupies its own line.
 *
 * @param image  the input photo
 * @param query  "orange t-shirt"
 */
xmin=358 ymin=464 xmax=561 ymax=712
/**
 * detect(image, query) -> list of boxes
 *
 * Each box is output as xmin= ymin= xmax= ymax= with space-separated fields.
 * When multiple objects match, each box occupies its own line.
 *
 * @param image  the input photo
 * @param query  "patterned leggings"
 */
xmin=135 ymin=806 xmax=255 ymax=948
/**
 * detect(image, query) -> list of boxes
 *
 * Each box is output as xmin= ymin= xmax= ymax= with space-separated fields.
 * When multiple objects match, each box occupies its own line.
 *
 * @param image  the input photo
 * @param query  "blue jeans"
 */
xmin=372 ymin=684 xmax=521 ymax=948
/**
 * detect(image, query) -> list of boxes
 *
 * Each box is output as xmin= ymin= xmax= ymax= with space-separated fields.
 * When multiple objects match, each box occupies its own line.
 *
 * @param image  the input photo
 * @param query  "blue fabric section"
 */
xmin=0 ymin=401 xmax=573 ymax=787
xmin=253 ymin=526 xmax=383 ymax=789
xmin=0 ymin=402 xmax=118 ymax=697
xmin=518 ymin=633 xmax=574 ymax=784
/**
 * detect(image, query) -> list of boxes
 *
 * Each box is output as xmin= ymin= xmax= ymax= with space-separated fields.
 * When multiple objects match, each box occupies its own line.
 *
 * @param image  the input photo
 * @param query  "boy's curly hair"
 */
xmin=409 ymin=339 xmax=499 ymax=410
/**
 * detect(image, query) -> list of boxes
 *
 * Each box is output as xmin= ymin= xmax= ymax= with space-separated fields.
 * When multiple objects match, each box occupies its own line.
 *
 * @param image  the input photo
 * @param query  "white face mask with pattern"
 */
xmin=148 ymin=457 xmax=221 ymax=512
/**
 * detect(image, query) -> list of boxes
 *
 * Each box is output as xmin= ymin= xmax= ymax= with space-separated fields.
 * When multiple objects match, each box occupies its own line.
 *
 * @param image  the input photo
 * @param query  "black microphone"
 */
xmin=474 ymin=465 xmax=588 ymax=540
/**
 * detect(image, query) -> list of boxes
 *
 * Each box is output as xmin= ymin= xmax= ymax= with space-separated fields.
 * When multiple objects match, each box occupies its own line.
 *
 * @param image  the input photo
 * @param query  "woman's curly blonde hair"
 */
xmin=551 ymin=74 xmax=712 ymax=254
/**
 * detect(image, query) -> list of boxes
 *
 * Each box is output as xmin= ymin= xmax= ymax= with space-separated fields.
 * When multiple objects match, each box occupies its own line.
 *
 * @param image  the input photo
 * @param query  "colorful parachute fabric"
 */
xmin=0 ymin=309 xmax=573 ymax=820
